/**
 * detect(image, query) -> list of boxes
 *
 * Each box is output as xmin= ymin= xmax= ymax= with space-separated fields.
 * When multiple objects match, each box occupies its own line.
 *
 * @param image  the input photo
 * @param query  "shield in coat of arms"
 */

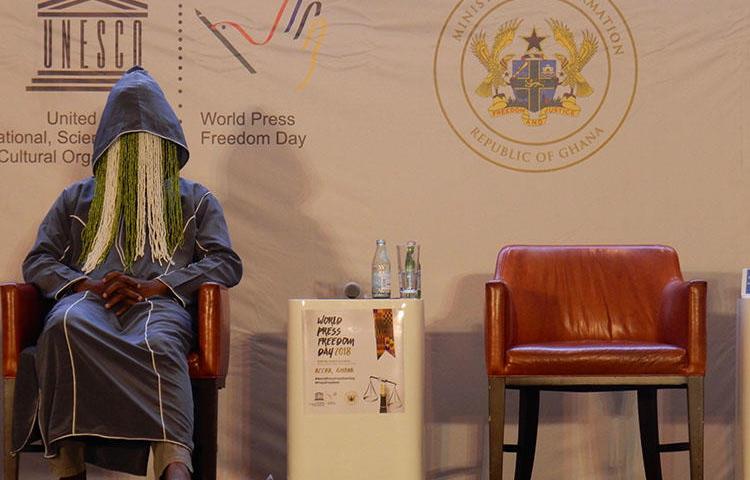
xmin=509 ymin=57 xmax=560 ymax=113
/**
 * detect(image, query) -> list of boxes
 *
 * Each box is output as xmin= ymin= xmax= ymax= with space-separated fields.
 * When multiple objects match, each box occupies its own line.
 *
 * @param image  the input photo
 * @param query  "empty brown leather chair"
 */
xmin=2 ymin=282 xmax=231 ymax=480
xmin=485 ymin=245 xmax=706 ymax=480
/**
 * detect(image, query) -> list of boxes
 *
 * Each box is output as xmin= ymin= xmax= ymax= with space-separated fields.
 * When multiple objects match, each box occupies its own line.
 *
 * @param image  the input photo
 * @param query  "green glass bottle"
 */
xmin=402 ymin=241 xmax=418 ymax=298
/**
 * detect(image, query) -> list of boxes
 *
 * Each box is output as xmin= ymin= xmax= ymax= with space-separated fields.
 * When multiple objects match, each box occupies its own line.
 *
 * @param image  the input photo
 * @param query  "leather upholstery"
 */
xmin=189 ymin=282 xmax=231 ymax=379
xmin=2 ymin=282 xmax=230 ymax=381
xmin=485 ymin=245 xmax=707 ymax=376
xmin=505 ymin=342 xmax=686 ymax=375
xmin=1 ymin=284 xmax=44 ymax=378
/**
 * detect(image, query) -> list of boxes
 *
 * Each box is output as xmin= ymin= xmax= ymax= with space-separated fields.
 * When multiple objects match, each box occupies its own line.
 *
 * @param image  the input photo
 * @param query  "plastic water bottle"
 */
xmin=372 ymin=239 xmax=391 ymax=298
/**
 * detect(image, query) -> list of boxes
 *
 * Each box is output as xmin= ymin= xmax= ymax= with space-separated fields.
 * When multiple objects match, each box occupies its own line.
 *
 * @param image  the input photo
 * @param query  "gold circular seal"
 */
xmin=434 ymin=0 xmax=637 ymax=172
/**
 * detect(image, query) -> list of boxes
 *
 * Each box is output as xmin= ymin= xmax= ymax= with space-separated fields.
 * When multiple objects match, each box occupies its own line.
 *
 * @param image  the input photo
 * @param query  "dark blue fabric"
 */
xmin=16 ymin=177 xmax=242 ymax=475
xmin=14 ymin=68 xmax=242 ymax=475
xmin=92 ymin=66 xmax=189 ymax=169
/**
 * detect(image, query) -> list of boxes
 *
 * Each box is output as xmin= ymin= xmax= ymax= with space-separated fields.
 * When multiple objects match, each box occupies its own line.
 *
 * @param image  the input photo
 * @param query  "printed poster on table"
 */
xmin=303 ymin=308 xmax=405 ymax=414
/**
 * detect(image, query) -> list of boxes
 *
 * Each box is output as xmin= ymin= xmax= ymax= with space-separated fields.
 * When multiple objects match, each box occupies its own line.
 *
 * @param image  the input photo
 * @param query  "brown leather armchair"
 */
xmin=486 ymin=245 xmax=706 ymax=480
xmin=2 ymin=282 xmax=231 ymax=480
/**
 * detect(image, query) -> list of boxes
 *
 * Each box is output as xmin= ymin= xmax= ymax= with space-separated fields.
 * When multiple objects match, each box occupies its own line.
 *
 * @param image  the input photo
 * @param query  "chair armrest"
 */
xmin=2 ymin=283 xmax=44 ymax=378
xmin=659 ymin=279 xmax=707 ymax=375
xmin=188 ymin=283 xmax=231 ymax=385
xmin=485 ymin=280 xmax=510 ymax=376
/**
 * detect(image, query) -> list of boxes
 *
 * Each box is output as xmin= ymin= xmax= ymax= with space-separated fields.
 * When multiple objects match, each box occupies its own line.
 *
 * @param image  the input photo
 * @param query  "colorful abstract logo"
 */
xmin=196 ymin=0 xmax=327 ymax=91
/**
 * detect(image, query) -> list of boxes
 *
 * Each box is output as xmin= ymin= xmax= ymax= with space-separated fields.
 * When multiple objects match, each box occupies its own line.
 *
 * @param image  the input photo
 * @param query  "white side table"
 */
xmin=287 ymin=299 xmax=424 ymax=480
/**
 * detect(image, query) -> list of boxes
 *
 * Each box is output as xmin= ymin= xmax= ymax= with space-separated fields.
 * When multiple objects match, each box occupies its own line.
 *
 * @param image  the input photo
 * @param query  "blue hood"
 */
xmin=92 ymin=66 xmax=188 ymax=170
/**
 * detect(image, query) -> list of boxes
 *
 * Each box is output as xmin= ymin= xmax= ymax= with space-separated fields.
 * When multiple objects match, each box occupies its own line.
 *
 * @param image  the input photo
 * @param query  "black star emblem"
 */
xmin=523 ymin=28 xmax=546 ymax=52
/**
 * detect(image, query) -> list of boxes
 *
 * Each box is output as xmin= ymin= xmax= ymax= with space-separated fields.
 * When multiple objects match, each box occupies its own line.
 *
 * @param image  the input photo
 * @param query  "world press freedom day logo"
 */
xmin=434 ymin=0 xmax=637 ymax=172
xmin=27 ymin=0 xmax=146 ymax=92
xmin=196 ymin=0 xmax=327 ymax=92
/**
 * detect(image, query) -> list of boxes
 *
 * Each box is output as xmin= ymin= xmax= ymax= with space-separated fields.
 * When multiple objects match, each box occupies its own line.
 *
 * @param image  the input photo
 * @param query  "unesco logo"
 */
xmin=434 ymin=0 xmax=637 ymax=172
xmin=27 ymin=0 xmax=147 ymax=92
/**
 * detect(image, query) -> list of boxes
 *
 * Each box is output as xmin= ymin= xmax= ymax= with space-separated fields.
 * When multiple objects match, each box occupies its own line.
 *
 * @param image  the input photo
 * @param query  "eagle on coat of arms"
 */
xmin=547 ymin=19 xmax=599 ymax=98
xmin=469 ymin=19 xmax=522 ymax=98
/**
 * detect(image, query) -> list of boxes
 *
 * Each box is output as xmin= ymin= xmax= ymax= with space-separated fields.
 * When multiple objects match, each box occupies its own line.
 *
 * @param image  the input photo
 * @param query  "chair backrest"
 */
xmin=495 ymin=245 xmax=683 ymax=345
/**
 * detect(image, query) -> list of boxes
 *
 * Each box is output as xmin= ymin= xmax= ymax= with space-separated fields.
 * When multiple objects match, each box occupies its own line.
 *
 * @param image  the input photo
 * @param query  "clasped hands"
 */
xmin=74 ymin=271 xmax=169 ymax=316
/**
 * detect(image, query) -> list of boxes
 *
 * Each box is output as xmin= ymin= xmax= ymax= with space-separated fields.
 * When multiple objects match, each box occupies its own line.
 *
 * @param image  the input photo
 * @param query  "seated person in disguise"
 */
xmin=11 ymin=66 xmax=242 ymax=480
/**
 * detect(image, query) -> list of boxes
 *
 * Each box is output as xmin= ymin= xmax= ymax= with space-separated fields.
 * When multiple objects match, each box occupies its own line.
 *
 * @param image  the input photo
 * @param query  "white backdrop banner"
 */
xmin=1 ymin=0 xmax=749 ymax=479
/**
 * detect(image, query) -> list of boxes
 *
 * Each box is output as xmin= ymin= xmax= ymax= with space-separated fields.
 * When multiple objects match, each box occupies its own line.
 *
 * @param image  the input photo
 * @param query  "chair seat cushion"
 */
xmin=505 ymin=341 xmax=687 ymax=375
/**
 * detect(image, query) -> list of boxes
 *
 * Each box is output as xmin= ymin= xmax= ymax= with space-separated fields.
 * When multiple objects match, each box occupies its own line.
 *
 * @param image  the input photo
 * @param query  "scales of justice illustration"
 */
xmin=362 ymin=375 xmax=404 ymax=411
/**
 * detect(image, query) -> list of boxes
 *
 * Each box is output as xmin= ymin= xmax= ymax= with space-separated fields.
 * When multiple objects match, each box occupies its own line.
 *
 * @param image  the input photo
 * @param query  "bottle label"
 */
xmin=372 ymin=272 xmax=391 ymax=297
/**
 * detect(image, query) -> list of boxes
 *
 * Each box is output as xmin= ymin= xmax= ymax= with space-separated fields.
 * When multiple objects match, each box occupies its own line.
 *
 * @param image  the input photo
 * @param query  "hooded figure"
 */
xmin=14 ymin=67 xmax=242 ymax=479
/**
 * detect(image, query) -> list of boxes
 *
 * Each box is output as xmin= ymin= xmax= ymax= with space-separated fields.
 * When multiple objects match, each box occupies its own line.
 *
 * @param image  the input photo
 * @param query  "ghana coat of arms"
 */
xmin=471 ymin=19 xmax=599 ymax=126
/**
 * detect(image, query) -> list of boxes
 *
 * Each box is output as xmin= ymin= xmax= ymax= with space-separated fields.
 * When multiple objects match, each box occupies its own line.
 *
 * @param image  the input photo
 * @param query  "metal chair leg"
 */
xmin=4 ymin=378 xmax=19 ymax=480
xmin=687 ymin=377 xmax=704 ymax=480
xmin=514 ymin=388 xmax=539 ymax=480
xmin=489 ymin=377 xmax=505 ymax=480
xmin=637 ymin=387 xmax=662 ymax=480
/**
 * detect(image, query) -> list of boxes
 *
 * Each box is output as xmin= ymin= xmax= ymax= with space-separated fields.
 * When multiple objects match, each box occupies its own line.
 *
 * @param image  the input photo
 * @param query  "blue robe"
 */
xmin=14 ymin=177 xmax=242 ymax=474
xmin=12 ymin=67 xmax=242 ymax=475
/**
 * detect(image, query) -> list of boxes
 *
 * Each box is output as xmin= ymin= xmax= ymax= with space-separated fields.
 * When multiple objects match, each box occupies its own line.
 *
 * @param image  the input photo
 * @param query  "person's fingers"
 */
xmin=118 ymin=286 xmax=143 ymax=301
xmin=102 ymin=280 xmax=125 ymax=298
xmin=103 ymin=271 xmax=122 ymax=282
xmin=106 ymin=282 xmax=140 ymax=299
xmin=104 ymin=292 xmax=127 ymax=309
xmin=116 ymin=274 xmax=141 ymax=289
xmin=107 ymin=286 xmax=144 ymax=302
xmin=103 ymin=272 xmax=141 ymax=291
